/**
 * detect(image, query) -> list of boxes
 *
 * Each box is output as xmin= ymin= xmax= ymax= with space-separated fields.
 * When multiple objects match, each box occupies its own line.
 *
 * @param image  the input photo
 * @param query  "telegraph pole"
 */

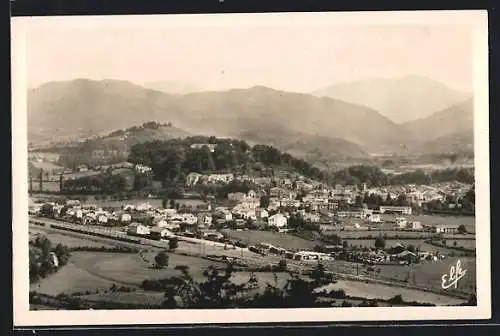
xmin=29 ymin=171 xmax=33 ymax=194
xmin=39 ymin=168 xmax=43 ymax=193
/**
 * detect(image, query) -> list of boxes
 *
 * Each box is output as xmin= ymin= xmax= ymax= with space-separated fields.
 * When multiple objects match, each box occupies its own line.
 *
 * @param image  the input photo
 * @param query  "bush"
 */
xmin=387 ymin=294 xmax=404 ymax=305
xmin=154 ymin=251 xmax=169 ymax=269
xmin=277 ymin=259 xmax=287 ymax=272
xmin=168 ymin=237 xmax=179 ymax=251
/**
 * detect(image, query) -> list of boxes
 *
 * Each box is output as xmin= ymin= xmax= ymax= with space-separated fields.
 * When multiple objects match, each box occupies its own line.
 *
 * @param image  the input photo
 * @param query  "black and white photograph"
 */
xmin=11 ymin=10 xmax=491 ymax=325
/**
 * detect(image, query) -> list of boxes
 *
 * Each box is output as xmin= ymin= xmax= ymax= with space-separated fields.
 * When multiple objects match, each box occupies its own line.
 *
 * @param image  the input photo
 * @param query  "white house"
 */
xmin=255 ymin=208 xmax=269 ymax=219
xmin=379 ymin=206 xmax=412 ymax=215
xmin=303 ymin=213 xmax=321 ymax=223
xmin=97 ymin=215 xmax=108 ymax=224
xmin=198 ymin=214 xmax=213 ymax=227
xmin=127 ymin=223 xmax=150 ymax=236
xmin=268 ymin=213 xmax=288 ymax=228
xmin=74 ymin=209 xmax=83 ymax=219
xmin=410 ymin=221 xmax=422 ymax=230
xmin=120 ymin=213 xmax=132 ymax=223
xmin=367 ymin=214 xmax=382 ymax=223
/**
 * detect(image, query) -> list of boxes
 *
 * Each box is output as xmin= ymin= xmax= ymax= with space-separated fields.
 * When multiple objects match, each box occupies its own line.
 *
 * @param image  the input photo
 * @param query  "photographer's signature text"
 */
xmin=441 ymin=259 xmax=467 ymax=289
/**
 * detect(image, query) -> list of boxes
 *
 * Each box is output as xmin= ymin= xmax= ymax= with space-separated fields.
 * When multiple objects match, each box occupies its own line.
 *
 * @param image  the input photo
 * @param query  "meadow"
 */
xmin=221 ymin=229 xmax=317 ymax=251
xmin=320 ymin=280 xmax=465 ymax=306
xmin=342 ymin=214 xmax=475 ymax=233
xmin=371 ymin=256 xmax=476 ymax=295
xmin=70 ymin=251 xmax=225 ymax=286
xmin=344 ymin=239 xmax=476 ymax=252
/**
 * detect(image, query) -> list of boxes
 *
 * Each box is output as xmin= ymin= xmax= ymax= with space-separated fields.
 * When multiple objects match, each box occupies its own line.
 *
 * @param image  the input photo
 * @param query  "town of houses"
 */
xmin=30 ymin=167 xmax=472 ymax=245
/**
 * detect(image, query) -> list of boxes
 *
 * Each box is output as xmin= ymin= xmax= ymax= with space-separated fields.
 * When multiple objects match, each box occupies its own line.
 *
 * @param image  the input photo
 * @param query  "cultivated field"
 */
xmin=80 ymin=291 xmax=166 ymax=306
xmin=344 ymin=239 xmax=476 ymax=252
xmin=343 ymin=214 xmax=475 ymax=233
xmin=70 ymin=251 xmax=225 ymax=286
xmin=31 ymin=263 xmax=117 ymax=296
xmin=29 ymin=229 xmax=119 ymax=249
xmin=30 ymin=181 xmax=61 ymax=192
xmin=320 ymin=280 xmax=465 ymax=306
xmin=333 ymin=230 xmax=474 ymax=239
xmin=370 ymin=256 xmax=477 ymax=295
xmin=222 ymin=229 xmax=317 ymax=251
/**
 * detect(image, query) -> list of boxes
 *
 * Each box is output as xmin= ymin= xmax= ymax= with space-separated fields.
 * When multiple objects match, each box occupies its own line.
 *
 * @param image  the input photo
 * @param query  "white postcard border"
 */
xmin=12 ymin=10 xmax=491 ymax=326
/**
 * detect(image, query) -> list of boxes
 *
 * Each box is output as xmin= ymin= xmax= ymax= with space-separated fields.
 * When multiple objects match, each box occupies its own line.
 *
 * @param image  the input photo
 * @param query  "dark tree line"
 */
xmin=62 ymin=173 xmax=129 ymax=193
xmin=330 ymin=166 xmax=474 ymax=187
xmin=127 ymin=138 xmax=325 ymax=187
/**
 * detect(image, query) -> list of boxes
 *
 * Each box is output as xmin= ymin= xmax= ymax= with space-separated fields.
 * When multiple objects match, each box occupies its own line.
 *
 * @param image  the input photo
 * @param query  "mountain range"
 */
xmin=143 ymin=80 xmax=204 ymax=95
xmin=27 ymin=78 xmax=474 ymax=162
xmin=312 ymin=75 xmax=471 ymax=124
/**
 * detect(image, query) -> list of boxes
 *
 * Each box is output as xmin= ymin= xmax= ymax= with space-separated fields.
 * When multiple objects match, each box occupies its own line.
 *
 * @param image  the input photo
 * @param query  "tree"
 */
xmin=154 ymin=251 xmax=169 ymax=269
xmin=40 ymin=203 xmax=55 ymax=218
xmin=53 ymin=243 xmax=70 ymax=266
xmin=259 ymin=195 xmax=270 ymax=209
xmin=277 ymin=259 xmax=287 ymax=272
xmin=374 ymin=235 xmax=386 ymax=250
xmin=457 ymin=224 xmax=467 ymax=234
xmin=169 ymin=199 xmax=176 ymax=209
xmin=168 ymin=237 xmax=179 ymax=251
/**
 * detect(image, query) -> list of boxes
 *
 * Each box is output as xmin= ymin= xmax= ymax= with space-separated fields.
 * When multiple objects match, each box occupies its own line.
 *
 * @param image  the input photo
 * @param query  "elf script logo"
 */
xmin=441 ymin=259 xmax=467 ymax=289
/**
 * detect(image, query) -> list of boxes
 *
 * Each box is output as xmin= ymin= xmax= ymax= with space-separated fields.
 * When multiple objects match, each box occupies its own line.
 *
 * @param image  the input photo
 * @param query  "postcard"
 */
xmin=11 ymin=10 xmax=490 ymax=326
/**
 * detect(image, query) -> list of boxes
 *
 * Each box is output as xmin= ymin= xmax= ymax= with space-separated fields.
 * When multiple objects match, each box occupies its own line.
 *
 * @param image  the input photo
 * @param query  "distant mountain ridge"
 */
xmin=28 ymin=78 xmax=474 ymax=160
xmin=143 ymin=80 xmax=204 ymax=95
xmin=312 ymin=75 xmax=471 ymax=124
xmin=402 ymin=98 xmax=474 ymax=155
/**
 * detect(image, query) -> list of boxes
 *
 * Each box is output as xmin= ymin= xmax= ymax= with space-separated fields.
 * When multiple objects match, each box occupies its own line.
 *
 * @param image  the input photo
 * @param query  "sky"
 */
xmin=22 ymin=14 xmax=476 ymax=93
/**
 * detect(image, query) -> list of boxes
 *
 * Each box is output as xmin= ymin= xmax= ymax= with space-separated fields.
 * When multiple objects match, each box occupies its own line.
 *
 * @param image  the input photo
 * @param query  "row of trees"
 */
xmin=330 ymin=166 xmax=475 ymax=187
xmin=62 ymin=173 xmax=129 ymax=193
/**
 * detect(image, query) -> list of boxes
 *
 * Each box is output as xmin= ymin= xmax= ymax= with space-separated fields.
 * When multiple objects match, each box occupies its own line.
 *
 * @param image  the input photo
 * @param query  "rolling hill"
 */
xmin=402 ymin=98 xmax=473 ymax=140
xmin=28 ymin=79 xmax=406 ymax=158
xmin=27 ymin=79 xmax=170 ymax=142
xmin=402 ymin=98 xmax=474 ymax=155
xmin=28 ymin=78 xmax=474 ymax=160
xmin=312 ymin=75 xmax=471 ymax=124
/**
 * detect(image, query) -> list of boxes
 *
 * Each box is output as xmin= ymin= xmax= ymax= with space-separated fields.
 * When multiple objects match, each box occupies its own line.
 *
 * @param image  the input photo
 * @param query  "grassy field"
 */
xmin=30 ymin=263 xmax=117 ymax=296
xmin=320 ymin=280 xmax=466 ymax=306
xmin=342 ymin=214 xmax=475 ymax=233
xmin=30 ymin=181 xmax=61 ymax=192
xmin=372 ymin=256 xmax=476 ymax=295
xmin=80 ymin=290 xmax=166 ymax=306
xmin=29 ymin=229 xmax=119 ymax=249
xmin=344 ymin=239 xmax=476 ymax=252
xmin=222 ymin=229 xmax=316 ymax=251
xmin=333 ymin=230 xmax=474 ymax=239
xmin=70 ymin=251 xmax=225 ymax=286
